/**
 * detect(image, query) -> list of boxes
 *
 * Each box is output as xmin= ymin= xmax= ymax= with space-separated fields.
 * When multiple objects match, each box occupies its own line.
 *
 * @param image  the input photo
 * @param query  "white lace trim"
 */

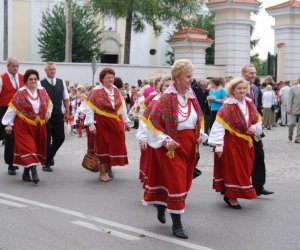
xmin=224 ymin=96 xmax=252 ymax=104
xmin=164 ymin=84 xmax=195 ymax=99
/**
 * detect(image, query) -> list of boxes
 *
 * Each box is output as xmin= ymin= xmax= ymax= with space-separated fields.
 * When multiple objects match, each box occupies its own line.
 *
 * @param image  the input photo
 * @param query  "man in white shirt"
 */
xmin=279 ymin=81 xmax=291 ymax=126
xmin=0 ymin=58 xmax=24 ymax=175
xmin=40 ymin=62 xmax=70 ymax=171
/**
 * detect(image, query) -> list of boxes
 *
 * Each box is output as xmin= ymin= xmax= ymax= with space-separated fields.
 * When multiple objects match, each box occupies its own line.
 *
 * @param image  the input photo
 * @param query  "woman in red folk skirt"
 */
xmin=136 ymin=76 xmax=172 ymax=186
xmin=2 ymin=69 xmax=52 ymax=184
xmin=144 ymin=59 xmax=203 ymax=239
xmin=81 ymin=67 xmax=130 ymax=182
xmin=208 ymin=77 xmax=262 ymax=209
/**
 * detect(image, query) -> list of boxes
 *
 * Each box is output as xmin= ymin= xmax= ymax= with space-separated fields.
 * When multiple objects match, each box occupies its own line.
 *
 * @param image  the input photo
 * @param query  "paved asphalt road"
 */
xmin=0 ymin=125 xmax=299 ymax=250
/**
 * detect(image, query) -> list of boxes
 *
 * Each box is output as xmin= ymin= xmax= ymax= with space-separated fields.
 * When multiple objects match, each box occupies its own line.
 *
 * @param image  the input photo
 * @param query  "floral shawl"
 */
xmin=141 ymin=92 xmax=158 ymax=111
xmin=216 ymin=98 xmax=262 ymax=147
xmin=147 ymin=92 xmax=203 ymax=140
xmin=85 ymin=86 xmax=123 ymax=121
xmin=9 ymin=88 xmax=51 ymax=126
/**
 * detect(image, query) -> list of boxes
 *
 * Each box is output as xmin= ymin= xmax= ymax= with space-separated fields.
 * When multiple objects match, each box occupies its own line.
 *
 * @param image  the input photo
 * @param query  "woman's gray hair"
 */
xmin=266 ymin=84 xmax=272 ymax=91
xmin=226 ymin=77 xmax=249 ymax=96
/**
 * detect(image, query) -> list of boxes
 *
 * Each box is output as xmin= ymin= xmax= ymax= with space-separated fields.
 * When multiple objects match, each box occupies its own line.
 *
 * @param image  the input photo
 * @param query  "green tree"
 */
xmin=91 ymin=0 xmax=203 ymax=64
xmin=38 ymin=2 xmax=101 ymax=62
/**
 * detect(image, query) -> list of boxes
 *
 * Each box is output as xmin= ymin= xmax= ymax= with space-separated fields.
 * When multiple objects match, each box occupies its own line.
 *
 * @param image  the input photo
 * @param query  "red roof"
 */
xmin=174 ymin=27 xmax=208 ymax=35
xmin=208 ymin=0 xmax=261 ymax=5
xmin=266 ymin=0 xmax=300 ymax=10
xmin=167 ymin=37 xmax=214 ymax=44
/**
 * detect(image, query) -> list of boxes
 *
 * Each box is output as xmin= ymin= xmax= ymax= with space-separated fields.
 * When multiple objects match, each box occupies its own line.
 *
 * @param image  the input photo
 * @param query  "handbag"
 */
xmin=82 ymin=134 xmax=100 ymax=172
xmin=271 ymin=91 xmax=276 ymax=111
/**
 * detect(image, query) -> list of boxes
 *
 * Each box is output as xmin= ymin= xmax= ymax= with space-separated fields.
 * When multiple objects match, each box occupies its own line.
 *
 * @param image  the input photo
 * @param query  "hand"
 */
xmin=140 ymin=141 xmax=147 ymax=151
xmin=65 ymin=110 xmax=71 ymax=120
xmin=216 ymin=152 xmax=223 ymax=159
xmin=125 ymin=123 xmax=131 ymax=132
xmin=287 ymin=110 xmax=292 ymax=115
xmin=5 ymin=125 xmax=13 ymax=135
xmin=246 ymin=127 xmax=255 ymax=136
xmin=166 ymin=140 xmax=180 ymax=150
xmin=89 ymin=124 xmax=96 ymax=135
xmin=197 ymin=136 xmax=202 ymax=144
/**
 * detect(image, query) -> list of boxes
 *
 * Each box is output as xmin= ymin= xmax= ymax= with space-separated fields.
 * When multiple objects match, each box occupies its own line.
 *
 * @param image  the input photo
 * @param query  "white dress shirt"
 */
xmin=45 ymin=77 xmax=69 ymax=100
xmin=2 ymin=86 xmax=53 ymax=126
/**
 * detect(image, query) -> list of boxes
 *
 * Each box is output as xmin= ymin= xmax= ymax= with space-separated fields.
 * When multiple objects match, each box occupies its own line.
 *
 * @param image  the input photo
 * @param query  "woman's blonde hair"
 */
xmin=171 ymin=59 xmax=193 ymax=80
xmin=226 ymin=77 xmax=248 ymax=96
xmin=158 ymin=75 xmax=171 ymax=92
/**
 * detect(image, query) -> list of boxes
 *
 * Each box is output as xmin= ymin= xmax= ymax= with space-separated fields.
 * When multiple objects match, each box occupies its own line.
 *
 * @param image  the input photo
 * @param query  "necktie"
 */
xmin=250 ymin=85 xmax=254 ymax=101
xmin=51 ymin=79 xmax=54 ymax=85
xmin=12 ymin=75 xmax=18 ymax=90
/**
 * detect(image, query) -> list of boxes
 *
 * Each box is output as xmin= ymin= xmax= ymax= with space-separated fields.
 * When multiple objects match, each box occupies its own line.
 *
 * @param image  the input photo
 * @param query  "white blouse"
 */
xmin=2 ymin=86 xmax=53 ymax=126
xmin=82 ymin=85 xmax=130 ymax=126
xmin=208 ymin=96 xmax=262 ymax=152
xmin=262 ymin=90 xmax=276 ymax=108
xmin=147 ymin=85 xmax=199 ymax=149
xmin=136 ymin=93 xmax=161 ymax=142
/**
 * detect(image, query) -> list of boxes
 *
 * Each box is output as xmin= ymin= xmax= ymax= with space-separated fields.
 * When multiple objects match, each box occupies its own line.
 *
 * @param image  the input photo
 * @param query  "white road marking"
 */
xmin=0 ymin=198 xmax=27 ymax=208
xmin=71 ymin=220 xmax=140 ymax=241
xmin=0 ymin=192 xmax=213 ymax=250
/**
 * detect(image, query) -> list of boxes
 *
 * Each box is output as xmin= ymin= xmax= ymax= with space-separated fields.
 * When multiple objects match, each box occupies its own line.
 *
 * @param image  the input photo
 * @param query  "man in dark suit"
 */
xmin=191 ymin=79 xmax=210 ymax=139
xmin=242 ymin=64 xmax=274 ymax=196
xmin=41 ymin=62 xmax=70 ymax=172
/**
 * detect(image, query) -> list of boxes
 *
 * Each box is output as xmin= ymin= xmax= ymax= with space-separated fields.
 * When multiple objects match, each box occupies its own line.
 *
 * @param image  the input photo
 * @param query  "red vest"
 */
xmin=0 ymin=73 xmax=25 ymax=106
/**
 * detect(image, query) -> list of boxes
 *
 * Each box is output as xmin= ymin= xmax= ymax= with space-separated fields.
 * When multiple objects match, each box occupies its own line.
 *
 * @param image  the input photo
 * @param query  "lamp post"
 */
xmin=91 ymin=57 xmax=98 ymax=85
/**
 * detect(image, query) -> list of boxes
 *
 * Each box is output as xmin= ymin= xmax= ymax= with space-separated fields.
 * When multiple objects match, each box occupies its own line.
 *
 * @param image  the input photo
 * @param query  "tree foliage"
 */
xmin=91 ymin=0 xmax=203 ymax=64
xmin=38 ymin=2 xmax=101 ymax=62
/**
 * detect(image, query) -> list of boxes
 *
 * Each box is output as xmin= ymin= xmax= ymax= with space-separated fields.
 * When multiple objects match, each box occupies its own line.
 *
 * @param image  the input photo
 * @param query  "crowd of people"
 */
xmin=1 ymin=57 xmax=300 ymax=240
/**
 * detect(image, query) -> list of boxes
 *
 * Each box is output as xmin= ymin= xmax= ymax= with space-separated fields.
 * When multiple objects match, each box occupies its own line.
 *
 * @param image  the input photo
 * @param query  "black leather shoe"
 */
xmin=22 ymin=168 xmax=32 ymax=182
xmin=8 ymin=166 xmax=16 ymax=175
xmin=256 ymin=188 xmax=274 ymax=196
xmin=224 ymin=196 xmax=242 ymax=209
xmin=12 ymin=166 xmax=19 ymax=170
xmin=43 ymin=166 xmax=53 ymax=172
xmin=156 ymin=204 xmax=166 ymax=224
xmin=30 ymin=166 xmax=39 ymax=184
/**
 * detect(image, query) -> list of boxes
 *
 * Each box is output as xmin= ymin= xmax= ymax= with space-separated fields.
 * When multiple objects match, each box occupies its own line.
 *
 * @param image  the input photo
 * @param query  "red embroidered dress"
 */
xmin=212 ymin=98 xmax=261 ymax=199
xmin=85 ymin=87 xmax=128 ymax=166
xmin=9 ymin=88 xmax=51 ymax=167
xmin=138 ymin=93 xmax=160 ymax=186
xmin=144 ymin=90 xmax=203 ymax=213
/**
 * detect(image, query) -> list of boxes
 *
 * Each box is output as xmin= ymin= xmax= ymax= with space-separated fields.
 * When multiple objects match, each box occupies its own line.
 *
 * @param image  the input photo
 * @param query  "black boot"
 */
xmin=156 ymin=204 xmax=166 ymax=224
xmin=30 ymin=166 xmax=39 ymax=184
xmin=170 ymin=213 xmax=188 ymax=239
xmin=22 ymin=168 xmax=32 ymax=182
xmin=8 ymin=165 xmax=16 ymax=175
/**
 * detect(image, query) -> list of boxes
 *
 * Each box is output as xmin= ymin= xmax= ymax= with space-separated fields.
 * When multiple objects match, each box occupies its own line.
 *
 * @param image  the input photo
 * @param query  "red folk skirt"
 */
xmin=88 ymin=114 xmax=128 ymax=166
xmin=13 ymin=117 xmax=47 ymax=168
xmin=144 ymin=129 xmax=197 ymax=214
xmin=139 ymin=146 xmax=159 ymax=188
xmin=213 ymin=131 xmax=256 ymax=199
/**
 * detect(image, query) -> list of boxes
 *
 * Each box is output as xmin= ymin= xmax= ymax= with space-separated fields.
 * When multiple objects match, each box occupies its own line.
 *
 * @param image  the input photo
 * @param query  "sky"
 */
xmin=251 ymin=0 xmax=288 ymax=59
